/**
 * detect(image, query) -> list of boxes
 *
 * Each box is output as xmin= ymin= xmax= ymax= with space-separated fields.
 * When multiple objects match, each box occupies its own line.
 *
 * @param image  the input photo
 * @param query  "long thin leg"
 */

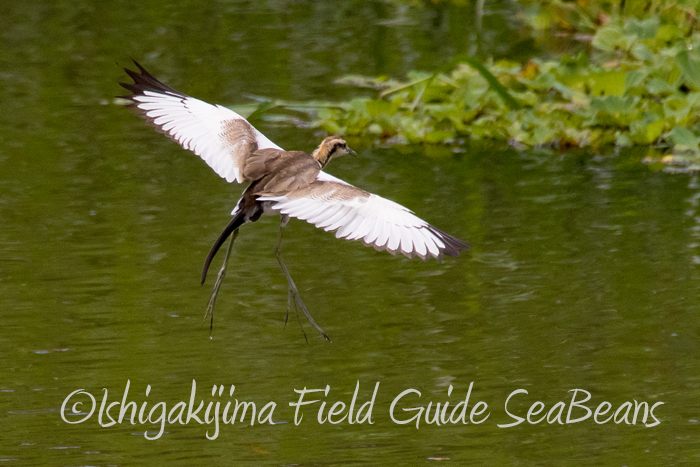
xmin=204 ymin=228 xmax=239 ymax=337
xmin=275 ymin=222 xmax=309 ymax=342
xmin=275 ymin=217 xmax=331 ymax=342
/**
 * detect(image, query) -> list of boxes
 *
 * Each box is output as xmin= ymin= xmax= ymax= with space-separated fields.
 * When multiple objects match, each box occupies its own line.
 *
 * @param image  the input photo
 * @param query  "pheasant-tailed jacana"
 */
xmin=119 ymin=61 xmax=469 ymax=341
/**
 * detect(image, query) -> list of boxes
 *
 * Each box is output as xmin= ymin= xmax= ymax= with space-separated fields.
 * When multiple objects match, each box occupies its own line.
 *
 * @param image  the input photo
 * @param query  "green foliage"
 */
xmin=300 ymin=1 xmax=700 ymax=159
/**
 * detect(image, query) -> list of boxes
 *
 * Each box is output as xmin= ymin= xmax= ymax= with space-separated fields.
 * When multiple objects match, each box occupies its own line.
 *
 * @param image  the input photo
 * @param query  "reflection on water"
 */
xmin=1 ymin=1 xmax=699 ymax=465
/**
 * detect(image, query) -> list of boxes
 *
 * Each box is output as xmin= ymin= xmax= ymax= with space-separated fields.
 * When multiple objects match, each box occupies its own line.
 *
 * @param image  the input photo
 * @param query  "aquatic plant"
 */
xmin=302 ymin=1 xmax=700 ymax=162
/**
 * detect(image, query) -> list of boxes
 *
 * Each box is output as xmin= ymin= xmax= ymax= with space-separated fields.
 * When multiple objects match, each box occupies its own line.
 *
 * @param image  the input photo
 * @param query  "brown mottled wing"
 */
xmin=247 ymin=150 xmax=322 ymax=195
xmin=258 ymin=180 xmax=469 ymax=261
xmin=119 ymin=61 xmax=280 ymax=183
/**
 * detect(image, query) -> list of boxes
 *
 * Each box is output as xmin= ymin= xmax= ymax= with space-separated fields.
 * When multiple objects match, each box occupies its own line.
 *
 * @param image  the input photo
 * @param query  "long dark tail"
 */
xmin=201 ymin=210 xmax=248 ymax=285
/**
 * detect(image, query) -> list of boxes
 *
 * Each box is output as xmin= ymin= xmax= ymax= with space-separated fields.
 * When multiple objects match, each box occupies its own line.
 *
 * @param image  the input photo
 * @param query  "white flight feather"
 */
xmin=128 ymin=75 xmax=463 ymax=259
xmin=131 ymin=89 xmax=281 ymax=184
xmin=259 ymin=183 xmax=451 ymax=259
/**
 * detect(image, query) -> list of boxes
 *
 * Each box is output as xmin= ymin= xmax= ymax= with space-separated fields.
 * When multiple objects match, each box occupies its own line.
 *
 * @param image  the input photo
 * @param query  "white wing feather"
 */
xmin=258 ymin=180 xmax=467 ymax=261
xmin=131 ymin=91 xmax=279 ymax=183
xmin=122 ymin=63 xmax=348 ymax=186
xmin=122 ymin=64 xmax=467 ymax=260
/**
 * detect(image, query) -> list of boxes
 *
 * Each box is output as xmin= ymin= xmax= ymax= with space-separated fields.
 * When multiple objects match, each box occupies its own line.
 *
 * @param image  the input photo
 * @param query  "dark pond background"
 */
xmin=1 ymin=0 xmax=699 ymax=465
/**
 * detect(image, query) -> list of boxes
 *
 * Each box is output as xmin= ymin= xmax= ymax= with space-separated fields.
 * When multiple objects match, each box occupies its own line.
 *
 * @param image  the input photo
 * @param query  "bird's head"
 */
xmin=312 ymin=136 xmax=356 ymax=167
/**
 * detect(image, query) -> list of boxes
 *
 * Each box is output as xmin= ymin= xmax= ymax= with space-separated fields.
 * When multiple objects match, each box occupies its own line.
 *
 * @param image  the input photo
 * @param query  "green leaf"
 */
xmin=449 ymin=55 xmax=523 ymax=110
xmin=668 ymin=127 xmax=700 ymax=153
xmin=560 ymin=52 xmax=589 ymax=69
xmin=349 ymin=98 xmax=371 ymax=116
xmin=625 ymin=69 xmax=648 ymax=92
xmin=365 ymin=99 xmax=394 ymax=118
xmin=675 ymin=49 xmax=700 ymax=90
xmin=529 ymin=71 xmax=558 ymax=89
xmin=616 ymin=132 xmax=633 ymax=147
xmin=245 ymin=100 xmax=278 ymax=122
xmin=588 ymin=71 xmax=627 ymax=97
xmin=646 ymin=119 xmax=666 ymax=143
xmin=592 ymin=24 xmax=625 ymax=52
xmin=623 ymin=17 xmax=660 ymax=40
xmin=590 ymin=95 xmax=638 ymax=115
xmin=631 ymin=43 xmax=654 ymax=61
xmin=379 ymin=75 xmax=433 ymax=98
xmin=368 ymin=123 xmax=383 ymax=134
xmin=630 ymin=118 xmax=665 ymax=144
xmin=655 ymin=24 xmax=683 ymax=44
xmin=646 ymin=78 xmax=675 ymax=95
xmin=424 ymin=130 xmax=455 ymax=144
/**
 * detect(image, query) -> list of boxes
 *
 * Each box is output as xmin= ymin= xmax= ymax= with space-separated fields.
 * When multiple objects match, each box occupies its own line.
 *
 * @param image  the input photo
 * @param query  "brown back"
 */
xmin=242 ymin=149 xmax=321 ymax=196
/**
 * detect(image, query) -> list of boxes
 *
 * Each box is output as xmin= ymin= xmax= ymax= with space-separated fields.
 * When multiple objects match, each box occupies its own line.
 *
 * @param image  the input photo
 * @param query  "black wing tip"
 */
xmin=425 ymin=225 xmax=470 ymax=259
xmin=357 ymin=225 xmax=468 ymax=262
xmin=119 ymin=59 xmax=186 ymax=100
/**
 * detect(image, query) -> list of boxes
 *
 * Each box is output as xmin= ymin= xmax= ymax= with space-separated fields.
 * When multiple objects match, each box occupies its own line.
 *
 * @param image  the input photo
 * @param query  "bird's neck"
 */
xmin=312 ymin=145 xmax=332 ymax=168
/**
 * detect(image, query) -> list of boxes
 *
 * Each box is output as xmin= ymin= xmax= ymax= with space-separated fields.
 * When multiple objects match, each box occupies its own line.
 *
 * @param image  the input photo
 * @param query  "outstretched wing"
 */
xmin=119 ymin=61 xmax=280 ymax=183
xmin=120 ymin=62 xmax=467 ymax=260
xmin=258 ymin=180 xmax=469 ymax=261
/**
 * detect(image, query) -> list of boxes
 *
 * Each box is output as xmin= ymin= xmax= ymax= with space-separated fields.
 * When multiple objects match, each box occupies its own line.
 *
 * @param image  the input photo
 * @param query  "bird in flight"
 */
xmin=119 ymin=61 xmax=469 ymax=342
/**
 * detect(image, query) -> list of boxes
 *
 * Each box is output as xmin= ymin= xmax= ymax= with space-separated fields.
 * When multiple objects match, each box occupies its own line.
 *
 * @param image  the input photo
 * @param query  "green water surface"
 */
xmin=0 ymin=1 xmax=698 ymax=465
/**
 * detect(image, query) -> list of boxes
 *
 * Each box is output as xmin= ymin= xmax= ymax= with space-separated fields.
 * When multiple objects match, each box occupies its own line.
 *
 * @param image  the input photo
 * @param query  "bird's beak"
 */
xmin=348 ymin=148 xmax=357 ymax=157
